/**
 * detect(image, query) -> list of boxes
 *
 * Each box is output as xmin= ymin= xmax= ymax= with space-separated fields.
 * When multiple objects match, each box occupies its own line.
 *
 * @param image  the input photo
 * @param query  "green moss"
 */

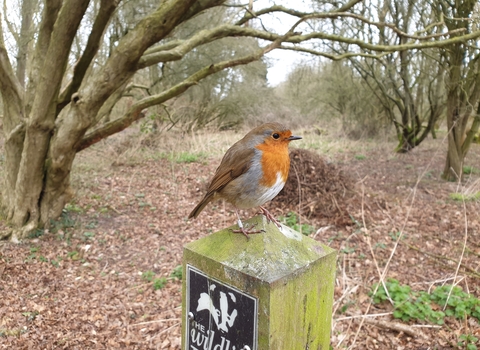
xmin=186 ymin=216 xmax=331 ymax=282
xmin=182 ymin=216 xmax=337 ymax=349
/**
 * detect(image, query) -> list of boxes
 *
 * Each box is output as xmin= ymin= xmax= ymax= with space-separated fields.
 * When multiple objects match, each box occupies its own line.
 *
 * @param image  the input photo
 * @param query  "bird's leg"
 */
xmin=231 ymin=208 xmax=264 ymax=239
xmin=259 ymin=206 xmax=282 ymax=229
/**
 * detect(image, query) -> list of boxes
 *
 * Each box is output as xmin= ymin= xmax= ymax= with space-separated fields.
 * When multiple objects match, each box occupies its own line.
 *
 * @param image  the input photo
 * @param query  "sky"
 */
xmin=265 ymin=49 xmax=306 ymax=86
xmin=253 ymin=0 xmax=314 ymax=86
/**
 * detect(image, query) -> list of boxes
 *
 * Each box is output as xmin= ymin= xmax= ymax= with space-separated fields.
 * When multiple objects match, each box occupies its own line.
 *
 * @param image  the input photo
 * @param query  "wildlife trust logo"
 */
xmin=186 ymin=265 xmax=258 ymax=350
xmin=197 ymin=285 xmax=237 ymax=332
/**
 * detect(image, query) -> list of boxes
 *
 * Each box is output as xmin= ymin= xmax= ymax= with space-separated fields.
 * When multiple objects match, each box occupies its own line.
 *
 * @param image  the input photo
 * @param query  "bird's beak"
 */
xmin=287 ymin=135 xmax=302 ymax=141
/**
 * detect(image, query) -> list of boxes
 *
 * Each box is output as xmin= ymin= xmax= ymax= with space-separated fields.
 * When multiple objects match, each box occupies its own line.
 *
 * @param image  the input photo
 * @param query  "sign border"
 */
xmin=185 ymin=264 xmax=258 ymax=350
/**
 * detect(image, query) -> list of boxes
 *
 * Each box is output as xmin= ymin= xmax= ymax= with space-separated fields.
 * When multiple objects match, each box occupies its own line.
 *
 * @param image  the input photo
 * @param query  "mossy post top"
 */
xmin=184 ymin=215 xmax=335 ymax=283
xmin=182 ymin=215 xmax=337 ymax=350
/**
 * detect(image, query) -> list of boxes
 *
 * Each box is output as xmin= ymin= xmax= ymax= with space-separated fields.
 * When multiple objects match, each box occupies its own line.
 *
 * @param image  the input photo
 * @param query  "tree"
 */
xmin=279 ymin=0 xmax=480 ymax=159
xmin=440 ymin=0 xmax=480 ymax=181
xmin=297 ymin=0 xmax=449 ymax=151
xmin=1 ymin=0 xmax=480 ymax=241
xmin=277 ymin=61 xmax=387 ymax=138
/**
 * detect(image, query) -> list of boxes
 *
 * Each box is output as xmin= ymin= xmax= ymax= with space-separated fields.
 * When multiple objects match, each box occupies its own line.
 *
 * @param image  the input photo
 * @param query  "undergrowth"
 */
xmin=371 ymin=279 xmax=480 ymax=325
xmin=141 ymin=270 xmax=167 ymax=291
xmin=279 ymin=211 xmax=315 ymax=236
xmin=449 ymin=192 xmax=480 ymax=202
xmin=140 ymin=266 xmax=182 ymax=292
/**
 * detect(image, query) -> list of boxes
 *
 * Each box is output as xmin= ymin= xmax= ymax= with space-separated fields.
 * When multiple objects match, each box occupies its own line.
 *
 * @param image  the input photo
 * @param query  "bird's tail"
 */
xmin=188 ymin=194 xmax=213 ymax=219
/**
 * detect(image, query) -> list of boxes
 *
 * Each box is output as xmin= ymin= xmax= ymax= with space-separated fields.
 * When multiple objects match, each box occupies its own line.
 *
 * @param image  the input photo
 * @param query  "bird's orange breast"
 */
xmin=255 ymin=141 xmax=290 ymax=187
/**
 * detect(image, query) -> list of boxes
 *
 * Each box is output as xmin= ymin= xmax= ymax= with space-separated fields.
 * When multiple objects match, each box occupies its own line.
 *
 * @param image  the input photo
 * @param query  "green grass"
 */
xmin=354 ymin=154 xmax=367 ymax=160
xmin=449 ymin=192 xmax=480 ymax=202
xmin=67 ymin=250 xmax=80 ymax=260
xmin=152 ymin=277 xmax=167 ymax=290
xmin=463 ymin=165 xmax=480 ymax=175
xmin=83 ymin=231 xmax=95 ymax=239
xmin=141 ymin=270 xmax=168 ymax=291
xmin=371 ymin=279 xmax=480 ymax=325
xmin=141 ymin=270 xmax=155 ymax=282
xmin=170 ymin=265 xmax=182 ymax=280
xmin=64 ymin=203 xmax=84 ymax=213
xmin=279 ymin=211 xmax=315 ymax=236
xmin=169 ymin=151 xmax=206 ymax=163
xmin=340 ymin=245 xmax=356 ymax=254
xmin=458 ymin=333 xmax=478 ymax=350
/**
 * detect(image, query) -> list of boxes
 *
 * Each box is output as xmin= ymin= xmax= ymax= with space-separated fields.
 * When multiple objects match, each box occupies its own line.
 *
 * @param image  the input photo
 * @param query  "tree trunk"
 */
xmin=0 ymin=16 xmax=27 ymax=239
xmin=3 ymin=0 xmax=216 ymax=240
xmin=16 ymin=0 xmax=36 ymax=87
xmin=443 ymin=102 xmax=480 ymax=181
xmin=440 ymin=0 xmax=479 ymax=181
xmin=8 ymin=0 xmax=91 ymax=239
xmin=441 ymin=54 xmax=480 ymax=181
xmin=443 ymin=115 xmax=464 ymax=181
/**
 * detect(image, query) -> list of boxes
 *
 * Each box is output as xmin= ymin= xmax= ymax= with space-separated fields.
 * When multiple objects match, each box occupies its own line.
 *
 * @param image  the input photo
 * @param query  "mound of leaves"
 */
xmin=276 ymin=148 xmax=355 ymax=226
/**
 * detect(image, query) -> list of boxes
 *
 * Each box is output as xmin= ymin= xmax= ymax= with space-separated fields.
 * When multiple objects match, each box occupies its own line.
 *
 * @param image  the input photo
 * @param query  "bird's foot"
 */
xmin=259 ymin=206 xmax=282 ymax=229
xmin=231 ymin=220 xmax=265 ymax=240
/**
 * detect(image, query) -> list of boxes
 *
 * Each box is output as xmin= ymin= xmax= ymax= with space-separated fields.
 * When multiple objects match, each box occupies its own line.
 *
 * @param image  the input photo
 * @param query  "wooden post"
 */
xmin=182 ymin=215 xmax=337 ymax=350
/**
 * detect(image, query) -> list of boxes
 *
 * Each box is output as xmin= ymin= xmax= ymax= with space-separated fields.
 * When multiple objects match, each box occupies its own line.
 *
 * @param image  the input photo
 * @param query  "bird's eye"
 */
xmin=272 ymin=133 xmax=280 ymax=139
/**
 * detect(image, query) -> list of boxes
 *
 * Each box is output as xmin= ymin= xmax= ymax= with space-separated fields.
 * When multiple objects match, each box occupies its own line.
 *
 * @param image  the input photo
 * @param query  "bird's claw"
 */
xmin=231 ymin=223 xmax=265 ymax=240
xmin=259 ymin=207 xmax=282 ymax=229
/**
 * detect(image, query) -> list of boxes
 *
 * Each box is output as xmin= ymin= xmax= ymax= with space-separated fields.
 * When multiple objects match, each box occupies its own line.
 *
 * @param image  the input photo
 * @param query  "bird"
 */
xmin=188 ymin=122 xmax=302 ymax=238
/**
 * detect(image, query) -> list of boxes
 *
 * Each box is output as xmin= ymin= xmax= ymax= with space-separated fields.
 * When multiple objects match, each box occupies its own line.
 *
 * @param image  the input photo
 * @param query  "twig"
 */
xmin=377 ymin=128 xmax=451 ymax=290
xmin=410 ymin=325 xmax=442 ymax=328
xmin=332 ymin=285 xmax=359 ymax=316
xmin=336 ymin=312 xmax=392 ymax=321
xmin=100 ymin=261 xmax=109 ymax=275
xmin=292 ymin=162 xmax=302 ymax=233
xmin=348 ymin=182 xmax=385 ymax=349
xmin=313 ymin=225 xmax=333 ymax=239
xmin=362 ymin=318 xmax=423 ymax=338
xmin=402 ymin=242 xmax=480 ymax=278
xmin=445 ymin=190 xmax=469 ymax=310
xmin=130 ymin=318 xmax=181 ymax=327
xmin=435 ymin=235 xmax=479 ymax=256
xmin=107 ymin=205 xmax=121 ymax=214
xmin=152 ymin=322 xmax=181 ymax=339
xmin=126 ymin=168 xmax=139 ymax=195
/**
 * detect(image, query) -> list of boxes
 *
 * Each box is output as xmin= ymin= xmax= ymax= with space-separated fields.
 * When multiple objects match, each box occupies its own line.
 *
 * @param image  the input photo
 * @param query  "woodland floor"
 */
xmin=1 ymin=128 xmax=480 ymax=349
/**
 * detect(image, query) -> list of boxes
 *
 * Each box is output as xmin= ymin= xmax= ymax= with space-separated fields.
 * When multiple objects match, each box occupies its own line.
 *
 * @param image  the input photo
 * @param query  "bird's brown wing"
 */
xmin=188 ymin=145 xmax=254 ymax=219
xmin=207 ymin=145 xmax=255 ymax=193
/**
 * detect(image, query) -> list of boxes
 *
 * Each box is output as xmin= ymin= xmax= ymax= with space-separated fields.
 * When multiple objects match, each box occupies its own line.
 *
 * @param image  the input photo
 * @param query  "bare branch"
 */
xmin=139 ymin=3 xmax=375 ymax=68
xmin=2 ymin=0 xmax=20 ymax=42
xmin=58 ymin=0 xmax=120 ymax=112
xmin=139 ymin=16 xmax=480 ymax=71
xmin=91 ymin=79 xmax=131 ymax=129
xmin=25 ymin=0 xmax=62 ymax=112
xmin=78 ymin=37 xmax=285 ymax=151
xmin=286 ymin=28 xmax=480 ymax=52
xmin=235 ymin=0 xmax=363 ymax=26
xmin=138 ymin=23 xmax=294 ymax=68
xmin=77 ymin=0 xmax=221 ymax=115
xmin=362 ymin=318 xmax=423 ymax=338
xmin=29 ymin=0 xmax=90 ymax=126
xmin=236 ymin=5 xmax=316 ymax=26
xmin=278 ymin=45 xmax=390 ymax=61
xmin=299 ymin=12 xmax=466 ymax=41
xmin=0 ymin=12 xmax=22 ymax=102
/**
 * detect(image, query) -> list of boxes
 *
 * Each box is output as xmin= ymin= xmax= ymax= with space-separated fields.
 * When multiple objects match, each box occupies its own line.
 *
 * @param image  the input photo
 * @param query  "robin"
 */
xmin=188 ymin=122 xmax=302 ymax=238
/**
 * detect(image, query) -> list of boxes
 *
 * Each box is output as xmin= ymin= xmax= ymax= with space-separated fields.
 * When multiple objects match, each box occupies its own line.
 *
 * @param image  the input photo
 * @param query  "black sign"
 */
xmin=186 ymin=265 xmax=258 ymax=350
